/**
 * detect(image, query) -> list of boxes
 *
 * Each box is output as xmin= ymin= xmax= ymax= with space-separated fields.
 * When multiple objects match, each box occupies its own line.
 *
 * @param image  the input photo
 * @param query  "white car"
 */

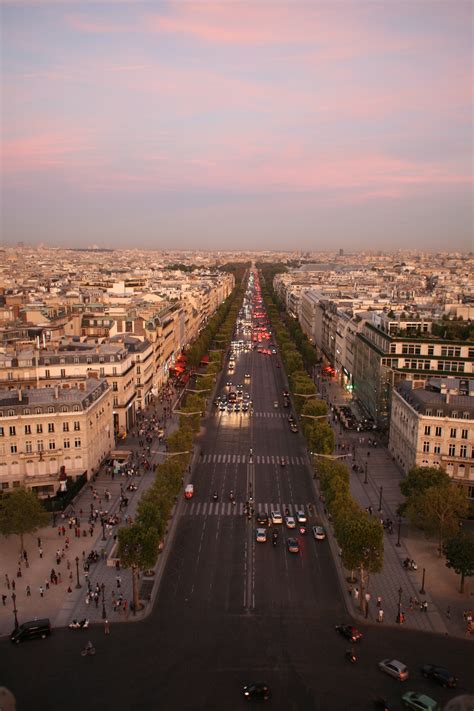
xmin=378 ymin=659 xmax=409 ymax=681
xmin=312 ymin=525 xmax=326 ymax=541
xmin=295 ymin=510 xmax=307 ymax=524
xmin=271 ymin=510 xmax=283 ymax=525
xmin=285 ymin=516 xmax=296 ymax=529
xmin=256 ymin=528 xmax=267 ymax=543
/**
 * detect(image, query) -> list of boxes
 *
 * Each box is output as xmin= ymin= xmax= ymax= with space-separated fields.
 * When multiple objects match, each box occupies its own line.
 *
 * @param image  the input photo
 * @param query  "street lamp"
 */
xmin=101 ymin=517 xmax=106 ymax=541
xmin=419 ymin=567 xmax=426 ymax=595
xmin=396 ymin=586 xmax=403 ymax=624
xmin=396 ymin=514 xmax=402 ymax=547
xmin=75 ymin=556 xmax=82 ymax=589
xmin=364 ymin=461 xmax=368 ymax=484
xmin=101 ymin=583 xmax=106 ymax=619
xmin=11 ymin=592 xmax=19 ymax=630
xmin=378 ymin=486 xmax=383 ymax=513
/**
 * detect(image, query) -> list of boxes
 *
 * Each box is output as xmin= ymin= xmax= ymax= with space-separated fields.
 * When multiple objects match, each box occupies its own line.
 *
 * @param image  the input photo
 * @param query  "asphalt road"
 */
xmin=1 ymin=285 xmax=473 ymax=710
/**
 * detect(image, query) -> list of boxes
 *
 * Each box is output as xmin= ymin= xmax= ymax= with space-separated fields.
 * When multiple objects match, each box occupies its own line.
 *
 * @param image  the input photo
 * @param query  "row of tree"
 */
xmin=259 ymin=268 xmax=383 ymax=608
xmin=117 ymin=279 xmax=246 ymax=610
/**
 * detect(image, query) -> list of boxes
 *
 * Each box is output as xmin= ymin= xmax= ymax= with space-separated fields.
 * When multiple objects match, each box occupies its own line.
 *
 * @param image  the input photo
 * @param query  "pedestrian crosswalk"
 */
xmin=200 ymin=454 xmax=306 ymax=465
xmin=183 ymin=502 xmax=312 ymax=517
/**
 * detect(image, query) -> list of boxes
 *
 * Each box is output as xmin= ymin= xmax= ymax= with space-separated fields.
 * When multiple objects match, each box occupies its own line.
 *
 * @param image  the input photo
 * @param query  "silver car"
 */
xmin=378 ymin=659 xmax=409 ymax=681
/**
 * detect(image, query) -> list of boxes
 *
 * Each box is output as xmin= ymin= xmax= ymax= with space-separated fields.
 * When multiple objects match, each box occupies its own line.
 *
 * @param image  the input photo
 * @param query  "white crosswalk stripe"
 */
xmin=184 ymin=502 xmax=312 ymax=516
xmin=200 ymin=453 xmax=306 ymax=465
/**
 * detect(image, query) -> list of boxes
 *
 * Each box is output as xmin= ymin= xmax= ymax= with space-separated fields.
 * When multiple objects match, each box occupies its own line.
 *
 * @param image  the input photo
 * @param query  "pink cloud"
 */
xmin=2 ymin=130 xmax=96 ymax=172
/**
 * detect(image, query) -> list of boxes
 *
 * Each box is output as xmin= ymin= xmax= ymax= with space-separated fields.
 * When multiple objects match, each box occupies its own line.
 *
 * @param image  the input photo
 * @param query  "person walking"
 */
xmin=26 ymin=585 xmax=31 ymax=597
xmin=104 ymin=619 xmax=110 ymax=635
xmin=377 ymin=609 xmax=384 ymax=623
xmin=39 ymin=585 xmax=44 ymax=597
xmin=5 ymin=574 xmax=10 ymax=590
xmin=39 ymin=547 xmax=43 ymax=559
xmin=376 ymin=595 xmax=382 ymax=607
xmin=1 ymin=594 xmax=6 ymax=606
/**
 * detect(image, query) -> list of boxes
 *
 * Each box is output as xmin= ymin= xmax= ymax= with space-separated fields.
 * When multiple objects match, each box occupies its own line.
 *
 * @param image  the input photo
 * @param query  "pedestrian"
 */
xmin=377 ymin=609 xmax=384 ymax=623
xmin=26 ymin=585 xmax=31 ymax=597
xmin=67 ymin=586 xmax=72 ymax=593
xmin=5 ymin=574 xmax=10 ymax=589
xmin=116 ymin=575 xmax=121 ymax=589
xmin=353 ymin=587 xmax=359 ymax=601
xmin=376 ymin=595 xmax=382 ymax=607
xmin=39 ymin=585 xmax=44 ymax=597
xmin=16 ymin=567 xmax=22 ymax=578
xmin=1 ymin=594 xmax=6 ymax=605
xmin=104 ymin=619 xmax=110 ymax=635
xmin=39 ymin=547 xmax=43 ymax=558
xmin=57 ymin=572 xmax=62 ymax=584
xmin=37 ymin=537 xmax=42 ymax=547
xmin=45 ymin=581 xmax=50 ymax=590
xmin=11 ymin=579 xmax=15 ymax=591
xmin=446 ymin=606 xmax=451 ymax=619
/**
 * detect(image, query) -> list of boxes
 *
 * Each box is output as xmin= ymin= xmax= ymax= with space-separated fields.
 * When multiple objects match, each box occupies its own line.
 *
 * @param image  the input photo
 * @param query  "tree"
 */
xmin=337 ymin=511 xmax=383 ymax=610
xmin=117 ymin=523 xmax=159 ymax=612
xmin=443 ymin=532 xmax=474 ymax=593
xmin=0 ymin=488 xmax=49 ymax=554
xmin=407 ymin=482 xmax=469 ymax=556
xmin=301 ymin=399 xmax=328 ymax=419
xmin=307 ymin=421 xmax=335 ymax=456
xmin=400 ymin=466 xmax=449 ymax=500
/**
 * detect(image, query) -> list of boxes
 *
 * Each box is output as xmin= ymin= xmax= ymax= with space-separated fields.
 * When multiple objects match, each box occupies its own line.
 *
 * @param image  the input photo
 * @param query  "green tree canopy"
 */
xmin=0 ymin=488 xmax=49 ymax=553
xmin=118 ymin=523 xmax=159 ymax=611
xmin=443 ymin=531 xmax=474 ymax=593
xmin=407 ymin=481 xmax=469 ymax=555
xmin=400 ymin=466 xmax=450 ymax=500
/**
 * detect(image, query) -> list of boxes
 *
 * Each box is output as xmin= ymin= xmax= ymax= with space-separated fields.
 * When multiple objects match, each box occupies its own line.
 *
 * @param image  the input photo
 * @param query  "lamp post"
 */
xmin=364 ymin=461 xmax=368 ymax=484
xmin=101 ymin=583 xmax=106 ymax=620
xmin=378 ymin=486 xmax=383 ymax=513
xmin=11 ymin=592 xmax=19 ymax=630
xmin=396 ymin=586 xmax=403 ymax=624
xmin=419 ymin=567 xmax=426 ymax=595
xmin=396 ymin=514 xmax=402 ymax=547
xmin=75 ymin=556 xmax=81 ymax=589
xmin=101 ymin=517 xmax=106 ymax=541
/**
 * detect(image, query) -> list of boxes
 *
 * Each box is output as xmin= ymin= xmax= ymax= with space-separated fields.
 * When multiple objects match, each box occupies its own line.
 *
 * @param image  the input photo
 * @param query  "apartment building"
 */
xmin=0 ymin=375 xmax=112 ymax=497
xmin=389 ymin=379 xmax=474 ymax=500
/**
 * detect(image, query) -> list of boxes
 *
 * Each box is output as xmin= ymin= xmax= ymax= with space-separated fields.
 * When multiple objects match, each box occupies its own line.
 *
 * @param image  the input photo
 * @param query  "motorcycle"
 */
xmin=403 ymin=558 xmax=418 ymax=571
xmin=212 ymin=492 xmax=218 ymax=501
xmin=280 ymin=458 xmax=286 ymax=467
xmin=69 ymin=618 xmax=89 ymax=630
xmin=299 ymin=526 xmax=306 ymax=535
xmin=345 ymin=649 xmax=357 ymax=664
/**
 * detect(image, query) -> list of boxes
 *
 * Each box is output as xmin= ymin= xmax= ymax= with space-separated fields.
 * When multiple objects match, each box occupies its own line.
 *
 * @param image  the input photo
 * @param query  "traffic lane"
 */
xmin=192 ymin=459 xmax=248 ymax=504
xmin=158 ymin=511 xmax=247 ymax=612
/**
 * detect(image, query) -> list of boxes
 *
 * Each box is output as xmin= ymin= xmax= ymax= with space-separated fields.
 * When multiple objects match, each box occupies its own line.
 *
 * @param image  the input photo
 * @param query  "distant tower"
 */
xmin=339 ymin=248 xmax=344 ymax=256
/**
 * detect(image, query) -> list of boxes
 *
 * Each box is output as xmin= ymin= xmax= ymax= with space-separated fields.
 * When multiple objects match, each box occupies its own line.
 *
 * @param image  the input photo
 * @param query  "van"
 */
xmin=184 ymin=484 xmax=194 ymax=499
xmin=11 ymin=618 xmax=51 ymax=644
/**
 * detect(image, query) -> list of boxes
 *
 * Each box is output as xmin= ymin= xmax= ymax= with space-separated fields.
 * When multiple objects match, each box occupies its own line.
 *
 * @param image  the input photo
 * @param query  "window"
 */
xmin=63 ymin=422 xmax=69 ymax=432
xmin=48 ymin=440 xmax=56 ymax=450
xmin=390 ymin=343 xmax=397 ymax=354
xmin=37 ymin=440 xmax=44 ymax=452
xmin=136 ymin=366 xmax=141 ymax=374
xmin=460 ymin=445 xmax=467 ymax=458
xmin=463 ymin=412 xmax=470 ymax=420
xmin=423 ymin=441 xmax=430 ymax=453
xmin=450 ymin=428 xmax=457 ymax=438
xmin=424 ymin=425 xmax=431 ymax=435
xmin=113 ymin=397 xmax=118 ymax=407
xmin=25 ymin=441 xmax=32 ymax=453
xmin=7 ymin=372 xmax=13 ymax=381
xmin=24 ymin=424 xmax=31 ymax=434
xmin=10 ymin=444 xmax=17 ymax=454
xmin=112 ymin=367 xmax=117 ymax=375
xmin=435 ymin=426 xmax=442 ymax=437
xmin=468 ymin=347 xmax=474 ymax=359
xmin=100 ymin=368 xmax=105 ymax=377
xmin=74 ymin=438 xmax=81 ymax=448
xmin=36 ymin=424 xmax=43 ymax=434
xmin=436 ymin=409 xmax=443 ymax=417
xmin=64 ymin=439 xmax=70 ymax=449
xmin=428 ymin=345 xmax=434 ymax=356
xmin=60 ymin=368 xmax=66 ymax=378
xmin=73 ymin=421 xmax=80 ymax=431
xmin=112 ymin=382 xmax=118 ymax=391
xmin=433 ymin=444 xmax=441 ymax=454
xmin=9 ymin=426 xmax=16 ymax=436
xmin=74 ymin=357 xmax=79 ymax=364
xmin=48 ymin=423 xmax=55 ymax=433
xmin=448 ymin=444 xmax=456 ymax=456
xmin=0 ymin=427 xmax=3 ymax=437
xmin=462 ymin=429 xmax=468 ymax=439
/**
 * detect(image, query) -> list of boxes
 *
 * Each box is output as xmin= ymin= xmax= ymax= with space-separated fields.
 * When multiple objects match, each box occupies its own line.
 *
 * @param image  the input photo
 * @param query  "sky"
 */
xmin=1 ymin=0 xmax=473 ymax=252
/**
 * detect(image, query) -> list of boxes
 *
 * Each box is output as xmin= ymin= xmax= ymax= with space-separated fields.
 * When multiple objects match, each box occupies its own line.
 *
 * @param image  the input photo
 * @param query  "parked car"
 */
xmin=243 ymin=681 xmax=271 ymax=701
xmin=11 ymin=619 xmax=51 ymax=644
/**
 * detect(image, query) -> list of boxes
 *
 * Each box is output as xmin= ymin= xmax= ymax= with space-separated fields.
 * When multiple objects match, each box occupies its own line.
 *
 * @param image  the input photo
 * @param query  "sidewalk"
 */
xmin=0 ymin=382 xmax=184 ymax=637
xmin=317 ymin=376 xmax=473 ymax=639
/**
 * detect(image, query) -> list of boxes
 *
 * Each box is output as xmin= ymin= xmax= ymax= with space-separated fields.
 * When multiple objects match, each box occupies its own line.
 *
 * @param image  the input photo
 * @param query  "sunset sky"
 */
xmin=1 ymin=1 xmax=472 ymax=251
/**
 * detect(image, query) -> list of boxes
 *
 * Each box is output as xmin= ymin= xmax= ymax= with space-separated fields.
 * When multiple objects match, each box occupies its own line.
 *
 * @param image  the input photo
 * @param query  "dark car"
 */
xmin=11 ymin=618 xmax=51 ymax=644
xmin=335 ymin=624 xmax=363 ymax=642
xmin=420 ymin=664 xmax=457 ymax=688
xmin=256 ymin=512 xmax=269 ymax=526
xmin=243 ymin=681 xmax=271 ymax=701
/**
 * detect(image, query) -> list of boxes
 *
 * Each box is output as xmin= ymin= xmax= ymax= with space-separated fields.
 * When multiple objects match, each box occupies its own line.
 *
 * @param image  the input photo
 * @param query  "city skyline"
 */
xmin=2 ymin=1 xmax=473 ymax=252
